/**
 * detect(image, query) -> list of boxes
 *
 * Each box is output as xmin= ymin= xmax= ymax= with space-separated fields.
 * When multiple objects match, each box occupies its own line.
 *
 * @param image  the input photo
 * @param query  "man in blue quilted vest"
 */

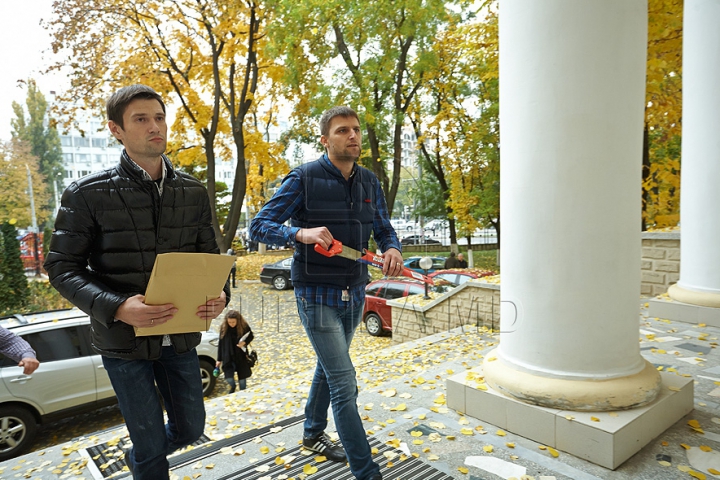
xmin=250 ymin=106 xmax=402 ymax=480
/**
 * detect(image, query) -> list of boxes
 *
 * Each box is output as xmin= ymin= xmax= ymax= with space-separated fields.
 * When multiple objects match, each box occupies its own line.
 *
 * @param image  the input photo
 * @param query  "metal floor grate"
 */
xmin=83 ymin=433 xmax=212 ymax=479
xmin=215 ymin=435 xmax=455 ymax=480
xmin=81 ymin=414 xmax=305 ymax=479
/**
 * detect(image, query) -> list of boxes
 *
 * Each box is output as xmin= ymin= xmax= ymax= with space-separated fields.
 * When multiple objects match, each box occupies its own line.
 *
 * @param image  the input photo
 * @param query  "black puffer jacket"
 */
xmin=45 ymin=152 xmax=230 ymax=360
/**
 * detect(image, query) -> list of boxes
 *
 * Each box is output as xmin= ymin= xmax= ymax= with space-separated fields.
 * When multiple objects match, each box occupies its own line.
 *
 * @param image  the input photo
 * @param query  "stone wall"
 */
xmin=390 ymin=282 xmax=500 ymax=344
xmin=641 ymin=231 xmax=680 ymax=297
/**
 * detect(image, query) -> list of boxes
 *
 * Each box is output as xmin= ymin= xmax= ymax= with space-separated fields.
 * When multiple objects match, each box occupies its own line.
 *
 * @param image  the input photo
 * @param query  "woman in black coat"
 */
xmin=215 ymin=310 xmax=254 ymax=393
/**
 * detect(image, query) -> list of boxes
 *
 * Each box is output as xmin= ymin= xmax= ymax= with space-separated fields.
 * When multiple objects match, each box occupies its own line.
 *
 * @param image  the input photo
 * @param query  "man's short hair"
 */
xmin=319 ymin=106 xmax=359 ymax=137
xmin=106 ymin=84 xmax=166 ymax=129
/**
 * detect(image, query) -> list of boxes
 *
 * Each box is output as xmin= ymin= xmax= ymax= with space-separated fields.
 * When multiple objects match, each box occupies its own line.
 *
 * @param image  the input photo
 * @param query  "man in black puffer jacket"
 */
xmin=44 ymin=84 xmax=230 ymax=480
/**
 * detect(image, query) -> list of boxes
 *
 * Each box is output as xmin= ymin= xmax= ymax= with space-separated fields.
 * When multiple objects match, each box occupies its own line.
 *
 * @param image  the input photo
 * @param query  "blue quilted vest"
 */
xmin=291 ymin=156 xmax=376 ymax=289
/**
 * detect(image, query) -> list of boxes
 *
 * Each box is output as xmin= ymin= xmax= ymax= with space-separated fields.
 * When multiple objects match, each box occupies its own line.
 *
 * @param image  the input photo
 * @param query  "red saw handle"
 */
xmin=314 ymin=240 xmax=344 ymax=258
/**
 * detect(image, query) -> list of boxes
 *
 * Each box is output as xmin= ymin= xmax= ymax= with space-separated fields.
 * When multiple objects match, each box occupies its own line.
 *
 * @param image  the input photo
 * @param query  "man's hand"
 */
xmin=115 ymin=294 xmax=177 ymax=328
xmin=382 ymin=248 xmax=404 ymax=277
xmin=18 ymin=357 xmax=39 ymax=375
xmin=196 ymin=291 xmax=227 ymax=321
xmin=296 ymin=227 xmax=333 ymax=249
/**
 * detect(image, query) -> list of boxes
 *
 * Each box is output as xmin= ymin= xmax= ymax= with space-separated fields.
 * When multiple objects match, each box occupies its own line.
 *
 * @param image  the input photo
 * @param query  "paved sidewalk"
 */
xmin=2 ymin=302 xmax=719 ymax=479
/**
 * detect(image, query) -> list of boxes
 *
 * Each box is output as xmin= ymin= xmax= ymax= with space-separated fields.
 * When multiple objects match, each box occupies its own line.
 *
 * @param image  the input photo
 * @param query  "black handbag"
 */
xmin=246 ymin=348 xmax=257 ymax=367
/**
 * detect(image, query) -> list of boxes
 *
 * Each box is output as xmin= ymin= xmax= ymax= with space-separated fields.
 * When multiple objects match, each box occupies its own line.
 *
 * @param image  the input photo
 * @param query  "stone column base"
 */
xmin=668 ymin=283 xmax=720 ymax=308
xmin=447 ymin=366 xmax=693 ymax=469
xmin=482 ymin=349 xmax=661 ymax=411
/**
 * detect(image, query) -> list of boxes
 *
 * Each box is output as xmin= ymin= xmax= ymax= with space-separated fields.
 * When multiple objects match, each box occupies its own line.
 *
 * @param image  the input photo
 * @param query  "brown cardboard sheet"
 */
xmin=135 ymin=252 xmax=235 ymax=336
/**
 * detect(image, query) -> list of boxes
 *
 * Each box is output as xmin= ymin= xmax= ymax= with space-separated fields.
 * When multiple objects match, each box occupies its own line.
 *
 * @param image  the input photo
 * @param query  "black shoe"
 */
xmin=302 ymin=432 xmax=347 ymax=463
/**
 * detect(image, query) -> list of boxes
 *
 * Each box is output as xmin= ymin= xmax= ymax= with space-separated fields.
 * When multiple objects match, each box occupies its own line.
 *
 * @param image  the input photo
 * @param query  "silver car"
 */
xmin=0 ymin=308 xmax=219 ymax=461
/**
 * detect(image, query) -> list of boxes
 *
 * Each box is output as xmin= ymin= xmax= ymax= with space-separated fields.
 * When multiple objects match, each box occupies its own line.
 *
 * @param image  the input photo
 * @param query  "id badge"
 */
xmin=342 ymin=289 xmax=350 ymax=302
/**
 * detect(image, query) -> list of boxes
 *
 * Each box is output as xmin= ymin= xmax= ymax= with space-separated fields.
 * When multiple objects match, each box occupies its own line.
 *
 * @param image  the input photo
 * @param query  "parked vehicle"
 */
xmin=428 ymin=268 xmax=495 ymax=286
xmin=260 ymin=257 xmax=293 ymax=290
xmin=400 ymin=235 xmax=441 ymax=246
xmin=423 ymin=219 xmax=449 ymax=235
xmin=362 ymin=278 xmax=455 ymax=336
xmin=0 ymin=308 xmax=219 ymax=460
xmin=403 ymin=256 xmax=447 ymax=274
xmin=390 ymin=219 xmax=417 ymax=232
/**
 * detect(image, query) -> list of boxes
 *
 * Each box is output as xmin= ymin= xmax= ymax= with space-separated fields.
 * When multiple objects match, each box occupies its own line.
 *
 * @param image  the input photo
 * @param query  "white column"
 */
xmin=668 ymin=0 xmax=720 ymax=308
xmin=484 ymin=0 xmax=660 ymax=410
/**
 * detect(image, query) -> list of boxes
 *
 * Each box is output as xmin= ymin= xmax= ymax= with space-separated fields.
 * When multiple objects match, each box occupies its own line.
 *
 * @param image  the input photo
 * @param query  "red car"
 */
xmin=427 ymin=268 xmax=495 ymax=286
xmin=362 ymin=278 xmax=455 ymax=336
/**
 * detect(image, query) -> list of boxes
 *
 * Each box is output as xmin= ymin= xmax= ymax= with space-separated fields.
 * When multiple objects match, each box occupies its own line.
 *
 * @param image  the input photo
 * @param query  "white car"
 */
xmin=390 ymin=219 xmax=417 ymax=232
xmin=423 ymin=219 xmax=449 ymax=234
xmin=0 ymin=308 xmax=219 ymax=461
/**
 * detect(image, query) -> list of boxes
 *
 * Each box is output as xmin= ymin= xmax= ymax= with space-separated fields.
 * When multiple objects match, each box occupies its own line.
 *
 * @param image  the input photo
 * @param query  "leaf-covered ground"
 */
xmin=25 ymin=280 xmax=391 ymax=454
xmin=24 ymin=252 xmax=494 ymax=456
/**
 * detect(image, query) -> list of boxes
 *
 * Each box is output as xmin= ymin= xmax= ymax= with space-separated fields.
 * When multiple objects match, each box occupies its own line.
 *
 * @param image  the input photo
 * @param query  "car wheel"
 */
xmin=272 ymin=275 xmax=288 ymax=290
xmin=199 ymin=360 xmax=217 ymax=397
xmin=365 ymin=313 xmax=385 ymax=336
xmin=0 ymin=406 xmax=37 ymax=461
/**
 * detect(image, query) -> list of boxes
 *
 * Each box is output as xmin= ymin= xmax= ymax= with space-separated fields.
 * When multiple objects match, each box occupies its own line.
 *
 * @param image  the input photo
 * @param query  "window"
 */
xmin=63 ymin=153 xmax=73 ymax=163
xmin=94 ymin=154 xmax=106 ymax=163
xmin=22 ymin=327 xmax=83 ymax=363
xmin=407 ymin=284 xmax=425 ymax=297
xmin=91 ymin=138 xmax=107 ymax=148
xmin=76 ymin=154 xmax=89 ymax=163
xmin=60 ymin=135 xmax=73 ymax=147
xmin=432 ymin=259 xmax=445 ymax=269
xmin=383 ymin=283 xmax=407 ymax=300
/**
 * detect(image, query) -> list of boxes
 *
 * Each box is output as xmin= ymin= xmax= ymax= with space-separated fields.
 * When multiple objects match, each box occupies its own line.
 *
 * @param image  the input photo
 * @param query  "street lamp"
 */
xmin=419 ymin=256 xmax=433 ymax=299
xmin=25 ymin=165 xmax=41 ymax=277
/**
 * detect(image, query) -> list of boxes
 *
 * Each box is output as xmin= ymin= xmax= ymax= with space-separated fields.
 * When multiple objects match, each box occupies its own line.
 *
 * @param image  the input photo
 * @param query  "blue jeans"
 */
xmin=223 ymin=369 xmax=247 ymax=392
xmin=102 ymin=347 xmax=206 ymax=480
xmin=296 ymin=297 xmax=381 ymax=480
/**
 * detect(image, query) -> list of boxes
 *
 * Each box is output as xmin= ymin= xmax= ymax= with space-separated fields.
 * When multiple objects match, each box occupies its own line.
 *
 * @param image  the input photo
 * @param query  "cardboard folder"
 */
xmin=134 ymin=252 xmax=236 ymax=336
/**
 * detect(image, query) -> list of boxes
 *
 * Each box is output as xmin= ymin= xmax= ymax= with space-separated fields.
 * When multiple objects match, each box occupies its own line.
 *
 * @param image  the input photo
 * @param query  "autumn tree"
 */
xmin=643 ymin=0 xmax=683 ymax=229
xmin=0 ymin=141 xmax=51 ymax=228
xmin=0 ymin=220 xmax=29 ymax=314
xmin=11 ymin=79 xmax=64 ymax=219
xmin=267 ymin=0 xmax=458 ymax=215
xmin=409 ymin=4 xmax=500 ymax=246
xmin=45 ymin=0 xmax=287 ymax=251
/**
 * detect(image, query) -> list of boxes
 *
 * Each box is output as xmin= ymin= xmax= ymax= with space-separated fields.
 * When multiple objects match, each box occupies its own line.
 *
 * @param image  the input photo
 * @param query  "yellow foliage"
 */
xmin=0 ymin=140 xmax=51 ymax=227
xmin=644 ymin=0 xmax=682 ymax=228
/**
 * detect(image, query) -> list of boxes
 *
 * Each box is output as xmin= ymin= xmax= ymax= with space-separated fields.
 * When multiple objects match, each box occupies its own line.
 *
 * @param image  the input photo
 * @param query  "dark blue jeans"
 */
xmin=102 ymin=347 xmax=206 ymax=480
xmin=296 ymin=297 xmax=381 ymax=480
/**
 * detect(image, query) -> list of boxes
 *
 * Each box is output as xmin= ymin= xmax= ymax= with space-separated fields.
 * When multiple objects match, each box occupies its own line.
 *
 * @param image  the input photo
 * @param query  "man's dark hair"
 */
xmin=106 ymin=84 xmax=166 ymax=129
xmin=319 ymin=106 xmax=359 ymax=137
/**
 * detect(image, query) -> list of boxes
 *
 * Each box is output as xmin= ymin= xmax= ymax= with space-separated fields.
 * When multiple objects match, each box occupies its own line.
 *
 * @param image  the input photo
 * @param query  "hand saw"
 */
xmin=314 ymin=239 xmax=433 ymax=285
